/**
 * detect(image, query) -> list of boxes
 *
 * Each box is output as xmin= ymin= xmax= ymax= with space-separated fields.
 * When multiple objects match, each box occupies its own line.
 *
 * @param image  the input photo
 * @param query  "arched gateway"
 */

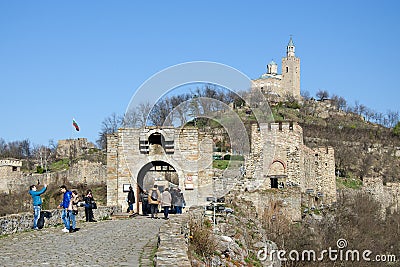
xmin=106 ymin=126 xmax=214 ymax=213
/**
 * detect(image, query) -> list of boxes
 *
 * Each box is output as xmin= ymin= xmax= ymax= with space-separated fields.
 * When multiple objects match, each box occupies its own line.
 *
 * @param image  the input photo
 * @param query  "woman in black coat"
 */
xmin=127 ymin=186 xmax=135 ymax=214
xmin=84 ymin=189 xmax=96 ymax=222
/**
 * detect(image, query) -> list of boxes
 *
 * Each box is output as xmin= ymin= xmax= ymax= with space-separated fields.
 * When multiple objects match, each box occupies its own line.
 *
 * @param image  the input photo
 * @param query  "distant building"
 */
xmin=56 ymin=138 xmax=96 ymax=159
xmin=252 ymin=37 xmax=301 ymax=100
xmin=0 ymin=159 xmax=22 ymax=175
xmin=0 ymin=159 xmax=23 ymax=193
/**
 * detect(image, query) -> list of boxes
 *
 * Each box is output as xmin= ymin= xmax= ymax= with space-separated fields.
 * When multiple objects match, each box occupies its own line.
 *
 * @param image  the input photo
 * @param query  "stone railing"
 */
xmin=0 ymin=205 xmax=121 ymax=236
xmin=155 ymin=211 xmax=192 ymax=266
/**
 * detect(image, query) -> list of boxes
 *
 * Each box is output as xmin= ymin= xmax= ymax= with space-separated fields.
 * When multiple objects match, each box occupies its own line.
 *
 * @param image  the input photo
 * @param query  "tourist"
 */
xmin=148 ymin=185 xmax=161 ymax=219
xmin=170 ymin=188 xmax=178 ymax=214
xmin=127 ymin=186 xmax=135 ymax=214
xmin=68 ymin=190 xmax=79 ymax=233
xmin=83 ymin=189 xmax=96 ymax=222
xmin=28 ymin=183 xmax=47 ymax=230
xmin=160 ymin=188 xmax=172 ymax=220
xmin=174 ymin=188 xmax=186 ymax=214
xmin=139 ymin=190 xmax=149 ymax=216
xmin=57 ymin=185 xmax=72 ymax=233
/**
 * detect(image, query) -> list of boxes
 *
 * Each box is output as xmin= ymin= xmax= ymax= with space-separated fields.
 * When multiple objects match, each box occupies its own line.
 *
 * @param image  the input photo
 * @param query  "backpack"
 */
xmin=151 ymin=190 xmax=158 ymax=201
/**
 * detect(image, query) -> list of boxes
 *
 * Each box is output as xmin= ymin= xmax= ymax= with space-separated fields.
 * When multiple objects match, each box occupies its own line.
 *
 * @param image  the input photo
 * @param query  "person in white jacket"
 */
xmin=160 ymin=188 xmax=172 ymax=220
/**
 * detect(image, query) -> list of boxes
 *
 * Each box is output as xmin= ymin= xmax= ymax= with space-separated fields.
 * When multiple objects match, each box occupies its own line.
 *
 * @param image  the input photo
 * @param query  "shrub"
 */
xmin=222 ymin=154 xmax=245 ymax=161
xmin=189 ymin=215 xmax=217 ymax=262
xmin=393 ymin=121 xmax=400 ymax=136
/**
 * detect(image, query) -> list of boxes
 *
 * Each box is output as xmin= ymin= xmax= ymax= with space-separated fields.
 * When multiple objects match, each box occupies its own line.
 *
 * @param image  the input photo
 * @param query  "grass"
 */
xmin=212 ymin=160 xmax=244 ymax=170
xmin=50 ymin=158 xmax=70 ymax=172
xmin=336 ymin=177 xmax=363 ymax=190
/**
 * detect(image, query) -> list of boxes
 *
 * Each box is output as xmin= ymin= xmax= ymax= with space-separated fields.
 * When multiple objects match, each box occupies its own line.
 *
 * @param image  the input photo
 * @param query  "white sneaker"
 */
xmin=62 ymin=228 xmax=69 ymax=233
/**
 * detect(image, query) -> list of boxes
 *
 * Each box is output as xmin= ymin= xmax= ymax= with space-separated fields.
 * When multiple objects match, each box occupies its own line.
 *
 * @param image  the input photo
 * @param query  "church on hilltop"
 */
xmin=252 ymin=36 xmax=301 ymax=100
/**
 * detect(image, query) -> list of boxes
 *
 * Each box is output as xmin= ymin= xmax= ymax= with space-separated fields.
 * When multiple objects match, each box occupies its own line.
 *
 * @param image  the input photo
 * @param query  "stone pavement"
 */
xmin=0 ymin=216 xmax=166 ymax=267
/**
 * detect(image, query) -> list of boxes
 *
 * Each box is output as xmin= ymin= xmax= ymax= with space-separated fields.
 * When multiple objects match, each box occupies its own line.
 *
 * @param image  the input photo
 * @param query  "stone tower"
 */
xmin=281 ymin=36 xmax=301 ymax=99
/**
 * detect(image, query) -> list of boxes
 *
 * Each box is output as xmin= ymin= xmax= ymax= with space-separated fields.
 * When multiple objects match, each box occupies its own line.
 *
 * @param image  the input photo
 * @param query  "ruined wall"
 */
xmin=0 ymin=159 xmax=23 ymax=194
xmin=239 ymin=188 xmax=302 ymax=222
xmin=245 ymin=122 xmax=336 ymax=204
xmin=363 ymin=177 xmax=400 ymax=216
xmin=0 ymin=160 xmax=106 ymax=194
xmin=56 ymin=138 xmax=96 ymax=159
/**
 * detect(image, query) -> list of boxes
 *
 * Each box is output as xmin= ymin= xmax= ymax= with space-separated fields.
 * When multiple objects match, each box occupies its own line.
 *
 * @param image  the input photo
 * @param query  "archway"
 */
xmin=136 ymin=161 xmax=179 ymax=212
xmin=268 ymin=160 xmax=286 ymax=188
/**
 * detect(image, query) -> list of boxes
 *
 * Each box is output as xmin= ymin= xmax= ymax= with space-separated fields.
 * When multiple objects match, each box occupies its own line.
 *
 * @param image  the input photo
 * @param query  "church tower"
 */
xmin=281 ymin=36 xmax=300 ymax=99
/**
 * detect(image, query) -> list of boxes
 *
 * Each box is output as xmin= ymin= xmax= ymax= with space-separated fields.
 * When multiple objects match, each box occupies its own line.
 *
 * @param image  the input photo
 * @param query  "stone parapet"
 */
xmin=155 ymin=213 xmax=191 ymax=266
xmin=0 ymin=205 xmax=120 ymax=236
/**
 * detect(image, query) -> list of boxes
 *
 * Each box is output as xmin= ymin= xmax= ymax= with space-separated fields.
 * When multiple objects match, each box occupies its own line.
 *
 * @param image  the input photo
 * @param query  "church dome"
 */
xmin=268 ymin=60 xmax=277 ymax=66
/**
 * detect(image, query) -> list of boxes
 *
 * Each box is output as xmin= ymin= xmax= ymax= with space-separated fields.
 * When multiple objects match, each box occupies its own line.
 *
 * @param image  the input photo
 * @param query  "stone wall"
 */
xmin=245 ymin=122 xmax=336 ymax=204
xmin=0 ymin=159 xmax=23 ymax=194
xmin=0 ymin=205 xmax=121 ymax=235
xmin=0 ymin=160 xmax=106 ymax=194
xmin=238 ymin=188 xmax=302 ymax=221
xmin=155 ymin=212 xmax=191 ymax=266
xmin=363 ymin=177 xmax=400 ymax=216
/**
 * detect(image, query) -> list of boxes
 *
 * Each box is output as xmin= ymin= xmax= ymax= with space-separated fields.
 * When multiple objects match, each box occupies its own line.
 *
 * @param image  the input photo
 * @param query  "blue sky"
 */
xmin=1 ymin=1 xmax=399 ymax=146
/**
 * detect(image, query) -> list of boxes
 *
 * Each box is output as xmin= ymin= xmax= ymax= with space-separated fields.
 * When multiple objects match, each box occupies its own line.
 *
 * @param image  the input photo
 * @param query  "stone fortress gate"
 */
xmin=107 ymin=126 xmax=215 ymax=212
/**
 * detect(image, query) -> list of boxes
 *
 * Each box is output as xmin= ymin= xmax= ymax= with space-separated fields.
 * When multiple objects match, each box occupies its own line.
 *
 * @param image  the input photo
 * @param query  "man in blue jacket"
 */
xmin=57 ymin=185 xmax=72 ymax=233
xmin=29 ymin=183 xmax=47 ymax=230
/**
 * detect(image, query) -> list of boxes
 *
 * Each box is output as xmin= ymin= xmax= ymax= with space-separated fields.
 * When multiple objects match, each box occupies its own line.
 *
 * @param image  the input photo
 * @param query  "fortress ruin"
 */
xmin=106 ymin=122 xmax=337 ymax=220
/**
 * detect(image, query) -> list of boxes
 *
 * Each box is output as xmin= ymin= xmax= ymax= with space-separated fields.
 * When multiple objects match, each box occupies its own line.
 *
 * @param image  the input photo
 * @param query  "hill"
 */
xmin=267 ymin=98 xmax=400 ymax=183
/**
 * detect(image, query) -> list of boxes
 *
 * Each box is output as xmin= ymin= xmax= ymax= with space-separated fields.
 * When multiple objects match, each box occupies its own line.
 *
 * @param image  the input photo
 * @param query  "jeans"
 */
xmin=68 ymin=210 xmax=76 ymax=230
xmin=175 ymin=206 xmax=182 ymax=214
xmin=85 ymin=207 xmax=94 ymax=222
xmin=61 ymin=209 xmax=70 ymax=229
xmin=163 ymin=206 xmax=169 ymax=219
xmin=141 ymin=201 xmax=148 ymax=215
xmin=150 ymin=204 xmax=158 ymax=218
xmin=129 ymin=203 xmax=133 ymax=212
xmin=33 ymin=205 xmax=41 ymax=228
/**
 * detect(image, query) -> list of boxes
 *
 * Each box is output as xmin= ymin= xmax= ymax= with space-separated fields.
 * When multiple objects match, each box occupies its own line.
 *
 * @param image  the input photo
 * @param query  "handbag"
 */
xmin=91 ymin=202 xmax=97 ymax=209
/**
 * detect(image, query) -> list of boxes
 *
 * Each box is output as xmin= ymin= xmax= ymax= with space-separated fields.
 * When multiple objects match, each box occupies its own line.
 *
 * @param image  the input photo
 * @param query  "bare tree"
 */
xmin=0 ymin=138 xmax=7 ymax=157
xmin=123 ymin=108 xmax=140 ymax=128
xmin=316 ymin=89 xmax=329 ymax=101
xmin=331 ymin=94 xmax=347 ymax=111
xmin=97 ymin=113 xmax=123 ymax=149
xmin=386 ymin=110 xmax=399 ymax=128
xmin=148 ymin=98 xmax=172 ymax=126
xmin=137 ymin=102 xmax=152 ymax=127
xmin=301 ymin=90 xmax=311 ymax=100
xmin=359 ymin=104 xmax=367 ymax=117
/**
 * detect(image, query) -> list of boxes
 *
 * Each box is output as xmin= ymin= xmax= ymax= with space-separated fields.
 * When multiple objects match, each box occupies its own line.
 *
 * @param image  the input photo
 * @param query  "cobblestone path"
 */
xmin=0 ymin=216 xmax=166 ymax=267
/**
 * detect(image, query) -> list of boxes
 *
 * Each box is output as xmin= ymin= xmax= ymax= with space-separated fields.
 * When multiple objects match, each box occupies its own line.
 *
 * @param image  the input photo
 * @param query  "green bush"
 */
xmin=222 ymin=154 xmax=244 ymax=161
xmin=393 ymin=121 xmax=400 ymax=136
xmin=36 ymin=166 xmax=45 ymax=174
